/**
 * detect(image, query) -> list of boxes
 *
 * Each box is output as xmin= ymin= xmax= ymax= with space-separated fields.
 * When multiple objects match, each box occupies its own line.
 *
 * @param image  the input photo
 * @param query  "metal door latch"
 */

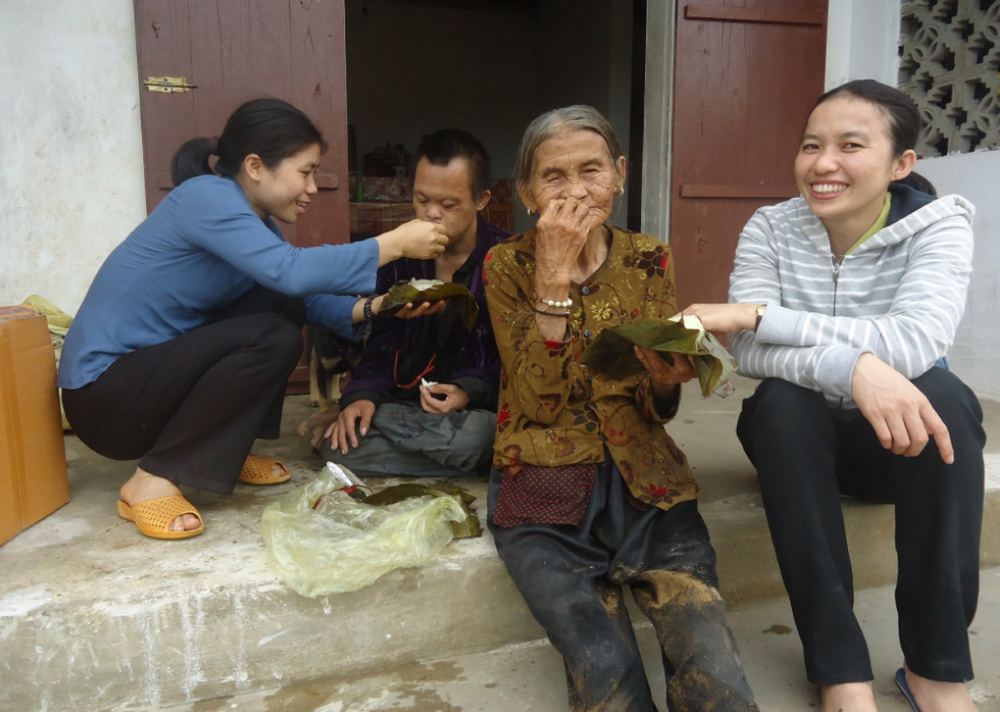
xmin=143 ymin=76 xmax=196 ymax=93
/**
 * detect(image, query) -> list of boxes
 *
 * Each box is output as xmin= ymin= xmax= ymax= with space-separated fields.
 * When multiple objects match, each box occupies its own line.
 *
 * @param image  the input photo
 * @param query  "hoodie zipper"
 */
xmin=832 ymin=254 xmax=845 ymax=409
xmin=831 ymin=254 xmax=843 ymax=316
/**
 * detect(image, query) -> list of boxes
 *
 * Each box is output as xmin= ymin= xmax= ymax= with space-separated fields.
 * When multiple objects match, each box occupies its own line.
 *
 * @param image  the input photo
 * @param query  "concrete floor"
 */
xmin=2 ymin=375 xmax=999 ymax=711
xmin=169 ymin=570 xmax=1000 ymax=711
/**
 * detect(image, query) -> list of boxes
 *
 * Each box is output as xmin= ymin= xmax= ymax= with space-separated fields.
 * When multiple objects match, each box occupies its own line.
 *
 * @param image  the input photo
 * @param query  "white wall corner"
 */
xmin=0 ymin=0 xmax=146 ymax=314
xmin=826 ymin=0 xmax=901 ymax=88
xmin=825 ymin=0 xmax=854 ymax=89
xmin=640 ymin=0 xmax=675 ymax=241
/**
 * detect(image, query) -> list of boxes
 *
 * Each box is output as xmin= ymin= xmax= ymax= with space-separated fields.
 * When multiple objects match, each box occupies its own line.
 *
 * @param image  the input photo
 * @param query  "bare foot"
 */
xmin=821 ymin=682 xmax=878 ymax=712
xmin=905 ymin=665 xmax=978 ymax=711
xmin=120 ymin=468 xmax=201 ymax=532
xmin=297 ymin=406 xmax=341 ymax=450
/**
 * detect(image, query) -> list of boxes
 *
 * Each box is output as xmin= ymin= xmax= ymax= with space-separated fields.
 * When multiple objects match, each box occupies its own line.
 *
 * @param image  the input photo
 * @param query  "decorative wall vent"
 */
xmin=899 ymin=0 xmax=1000 ymax=157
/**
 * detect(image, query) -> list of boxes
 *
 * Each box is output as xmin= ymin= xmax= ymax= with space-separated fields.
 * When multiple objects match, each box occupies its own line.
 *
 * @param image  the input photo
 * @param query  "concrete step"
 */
xmin=1 ymin=376 xmax=998 ymax=711
xmin=164 ymin=569 xmax=1000 ymax=711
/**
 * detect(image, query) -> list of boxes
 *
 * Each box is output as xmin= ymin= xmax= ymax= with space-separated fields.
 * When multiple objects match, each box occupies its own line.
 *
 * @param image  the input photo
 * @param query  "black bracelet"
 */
xmin=363 ymin=294 xmax=378 ymax=321
xmin=532 ymin=306 xmax=570 ymax=318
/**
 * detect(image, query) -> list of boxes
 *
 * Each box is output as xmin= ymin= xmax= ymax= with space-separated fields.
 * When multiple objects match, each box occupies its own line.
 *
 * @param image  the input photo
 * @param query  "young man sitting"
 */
xmin=321 ymin=129 xmax=511 ymax=478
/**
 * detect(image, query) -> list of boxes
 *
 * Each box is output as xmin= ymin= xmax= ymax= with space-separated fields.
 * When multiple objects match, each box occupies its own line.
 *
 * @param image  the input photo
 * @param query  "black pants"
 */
xmin=737 ymin=370 xmax=985 ymax=684
xmin=62 ymin=286 xmax=305 ymax=494
xmin=488 ymin=457 xmax=758 ymax=712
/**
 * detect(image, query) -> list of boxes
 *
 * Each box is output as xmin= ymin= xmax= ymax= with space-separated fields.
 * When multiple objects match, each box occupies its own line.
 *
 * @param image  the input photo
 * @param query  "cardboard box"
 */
xmin=0 ymin=305 xmax=70 ymax=546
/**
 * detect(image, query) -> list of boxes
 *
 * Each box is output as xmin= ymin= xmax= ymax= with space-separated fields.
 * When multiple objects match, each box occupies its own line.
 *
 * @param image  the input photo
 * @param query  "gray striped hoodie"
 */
xmin=728 ymin=187 xmax=975 ymax=408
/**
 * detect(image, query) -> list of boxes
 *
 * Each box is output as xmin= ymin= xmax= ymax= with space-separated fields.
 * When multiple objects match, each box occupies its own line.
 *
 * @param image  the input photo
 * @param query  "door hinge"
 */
xmin=143 ymin=76 xmax=196 ymax=93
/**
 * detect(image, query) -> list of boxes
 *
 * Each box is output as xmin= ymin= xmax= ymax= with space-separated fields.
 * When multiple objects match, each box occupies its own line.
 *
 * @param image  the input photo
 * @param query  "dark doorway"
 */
xmin=344 ymin=0 xmax=645 ymax=236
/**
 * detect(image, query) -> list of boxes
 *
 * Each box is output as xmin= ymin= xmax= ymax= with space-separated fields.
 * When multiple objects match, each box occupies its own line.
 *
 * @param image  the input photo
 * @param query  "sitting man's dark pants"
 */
xmin=737 ymin=368 xmax=985 ymax=685
xmin=320 ymin=402 xmax=495 ymax=478
xmin=488 ymin=455 xmax=758 ymax=712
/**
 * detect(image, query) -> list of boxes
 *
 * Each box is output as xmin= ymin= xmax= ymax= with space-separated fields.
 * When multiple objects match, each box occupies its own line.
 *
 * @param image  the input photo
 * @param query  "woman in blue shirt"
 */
xmin=59 ymin=98 xmax=447 ymax=540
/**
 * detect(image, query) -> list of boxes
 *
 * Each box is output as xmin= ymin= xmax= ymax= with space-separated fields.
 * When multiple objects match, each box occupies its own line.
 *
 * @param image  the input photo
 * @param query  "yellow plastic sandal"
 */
xmin=117 ymin=495 xmax=205 ymax=540
xmin=238 ymin=453 xmax=291 ymax=485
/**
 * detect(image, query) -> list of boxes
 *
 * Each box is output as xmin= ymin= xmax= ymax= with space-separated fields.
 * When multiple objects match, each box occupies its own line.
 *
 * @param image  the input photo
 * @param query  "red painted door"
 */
xmin=133 ymin=0 xmax=349 ymax=249
xmin=669 ymin=0 xmax=828 ymax=306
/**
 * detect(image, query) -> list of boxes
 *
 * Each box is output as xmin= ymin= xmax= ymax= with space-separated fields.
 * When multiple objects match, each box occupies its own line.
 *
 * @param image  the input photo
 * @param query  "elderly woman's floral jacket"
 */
xmin=483 ymin=226 xmax=698 ymax=525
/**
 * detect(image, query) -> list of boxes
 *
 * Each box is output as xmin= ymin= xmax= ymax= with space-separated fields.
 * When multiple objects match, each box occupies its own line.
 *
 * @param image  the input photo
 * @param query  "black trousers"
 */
xmin=737 ymin=370 xmax=985 ymax=685
xmin=62 ymin=286 xmax=305 ymax=494
xmin=488 ymin=456 xmax=758 ymax=712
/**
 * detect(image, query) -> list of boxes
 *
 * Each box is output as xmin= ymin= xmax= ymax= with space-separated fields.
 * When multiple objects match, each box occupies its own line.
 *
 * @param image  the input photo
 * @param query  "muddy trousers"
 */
xmin=737 ymin=371 xmax=985 ymax=685
xmin=488 ymin=458 xmax=758 ymax=712
xmin=62 ymin=286 xmax=305 ymax=494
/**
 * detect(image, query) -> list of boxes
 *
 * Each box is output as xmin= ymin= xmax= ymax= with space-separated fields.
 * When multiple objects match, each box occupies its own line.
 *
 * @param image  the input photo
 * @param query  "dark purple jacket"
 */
xmin=341 ymin=215 xmax=511 ymax=411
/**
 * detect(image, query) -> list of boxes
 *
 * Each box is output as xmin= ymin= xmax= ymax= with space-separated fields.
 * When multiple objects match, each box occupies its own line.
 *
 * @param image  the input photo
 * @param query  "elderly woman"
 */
xmin=482 ymin=106 xmax=758 ymax=712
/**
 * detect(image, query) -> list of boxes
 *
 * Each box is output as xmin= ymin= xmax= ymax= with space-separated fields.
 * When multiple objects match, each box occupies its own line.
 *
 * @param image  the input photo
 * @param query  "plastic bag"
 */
xmin=260 ymin=465 xmax=468 ymax=597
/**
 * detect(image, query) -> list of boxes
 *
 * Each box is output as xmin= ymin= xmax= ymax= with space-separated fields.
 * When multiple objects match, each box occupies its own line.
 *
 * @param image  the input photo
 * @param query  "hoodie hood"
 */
xmin=865 ymin=191 xmax=976 ymax=254
xmin=786 ymin=190 xmax=976 ymax=258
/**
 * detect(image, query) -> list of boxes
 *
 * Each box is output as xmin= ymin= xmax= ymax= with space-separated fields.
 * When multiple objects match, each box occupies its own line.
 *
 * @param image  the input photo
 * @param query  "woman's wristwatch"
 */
xmin=754 ymin=304 xmax=767 ymax=332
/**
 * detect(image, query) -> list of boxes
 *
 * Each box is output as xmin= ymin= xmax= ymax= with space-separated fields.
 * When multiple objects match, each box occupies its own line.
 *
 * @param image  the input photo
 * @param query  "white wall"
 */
xmin=918 ymin=152 xmax=1000 ymax=399
xmin=825 ymin=0 xmax=998 ymax=397
xmin=825 ymin=0 xmax=901 ymax=90
xmin=0 ymin=0 xmax=146 ymax=314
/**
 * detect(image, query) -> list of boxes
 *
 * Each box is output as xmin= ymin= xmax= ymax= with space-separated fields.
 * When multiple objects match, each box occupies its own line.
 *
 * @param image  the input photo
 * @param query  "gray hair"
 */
xmin=513 ymin=105 xmax=625 ymax=202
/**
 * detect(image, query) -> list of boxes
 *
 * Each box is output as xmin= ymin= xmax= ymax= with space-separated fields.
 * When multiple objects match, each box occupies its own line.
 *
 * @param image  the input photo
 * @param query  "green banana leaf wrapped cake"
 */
xmin=580 ymin=314 xmax=737 ymax=397
xmin=378 ymin=278 xmax=479 ymax=331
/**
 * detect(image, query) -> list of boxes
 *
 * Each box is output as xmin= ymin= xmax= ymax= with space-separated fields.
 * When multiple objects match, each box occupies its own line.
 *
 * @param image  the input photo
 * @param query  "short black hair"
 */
xmin=413 ymin=128 xmax=492 ymax=196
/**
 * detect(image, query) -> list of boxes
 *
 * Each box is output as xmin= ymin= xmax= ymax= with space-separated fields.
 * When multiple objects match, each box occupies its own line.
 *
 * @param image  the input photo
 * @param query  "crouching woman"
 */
xmin=59 ymin=98 xmax=447 ymax=540
xmin=482 ymin=105 xmax=758 ymax=712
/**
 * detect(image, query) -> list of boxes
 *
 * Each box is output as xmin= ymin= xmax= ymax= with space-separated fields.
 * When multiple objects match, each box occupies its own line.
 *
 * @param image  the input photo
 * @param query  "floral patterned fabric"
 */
xmin=483 ymin=226 xmax=698 ymax=519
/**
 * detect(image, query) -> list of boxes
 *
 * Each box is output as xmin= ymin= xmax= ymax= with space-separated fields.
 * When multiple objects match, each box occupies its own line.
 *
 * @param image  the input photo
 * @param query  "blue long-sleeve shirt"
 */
xmin=59 ymin=175 xmax=379 ymax=389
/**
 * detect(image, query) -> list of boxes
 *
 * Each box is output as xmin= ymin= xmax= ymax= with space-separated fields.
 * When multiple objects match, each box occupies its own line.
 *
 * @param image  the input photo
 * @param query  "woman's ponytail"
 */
xmin=170 ymin=136 xmax=218 ymax=186
xmin=169 ymin=98 xmax=326 ymax=188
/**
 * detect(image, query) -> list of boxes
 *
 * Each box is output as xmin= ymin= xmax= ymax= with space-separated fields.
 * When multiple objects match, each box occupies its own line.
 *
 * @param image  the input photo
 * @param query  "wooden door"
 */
xmin=134 ymin=0 xmax=349 ymax=247
xmin=669 ymin=0 xmax=828 ymax=306
xmin=134 ymin=0 xmax=349 ymax=391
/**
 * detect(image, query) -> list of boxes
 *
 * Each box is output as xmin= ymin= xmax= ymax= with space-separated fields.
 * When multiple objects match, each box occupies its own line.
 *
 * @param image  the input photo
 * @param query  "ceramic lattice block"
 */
xmin=899 ymin=0 xmax=1000 ymax=156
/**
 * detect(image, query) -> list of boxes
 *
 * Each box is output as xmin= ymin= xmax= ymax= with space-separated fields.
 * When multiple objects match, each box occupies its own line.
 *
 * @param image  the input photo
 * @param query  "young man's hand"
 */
xmin=325 ymin=399 xmax=377 ymax=454
xmin=851 ymin=353 xmax=954 ymax=463
xmin=391 ymin=300 xmax=448 ymax=319
xmin=419 ymin=383 xmax=469 ymax=415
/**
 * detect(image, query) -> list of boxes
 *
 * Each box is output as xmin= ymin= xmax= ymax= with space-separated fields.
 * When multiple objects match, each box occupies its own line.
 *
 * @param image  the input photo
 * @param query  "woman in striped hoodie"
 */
xmin=687 ymin=80 xmax=984 ymax=712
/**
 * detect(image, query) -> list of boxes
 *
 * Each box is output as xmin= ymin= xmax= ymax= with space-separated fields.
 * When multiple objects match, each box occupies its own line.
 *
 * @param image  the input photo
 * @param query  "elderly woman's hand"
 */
xmin=634 ymin=347 xmax=697 ymax=400
xmin=535 ymin=197 xmax=606 ymax=282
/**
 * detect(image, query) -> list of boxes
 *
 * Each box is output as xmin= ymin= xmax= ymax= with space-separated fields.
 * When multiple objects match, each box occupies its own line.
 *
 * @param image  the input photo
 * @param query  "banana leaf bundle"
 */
xmin=580 ymin=314 xmax=737 ymax=397
xmin=363 ymin=484 xmax=482 ymax=539
xmin=379 ymin=278 xmax=479 ymax=330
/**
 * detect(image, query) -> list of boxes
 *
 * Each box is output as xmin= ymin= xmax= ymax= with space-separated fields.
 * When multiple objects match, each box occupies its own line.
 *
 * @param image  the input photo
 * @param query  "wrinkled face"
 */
xmin=412 ymin=157 xmax=486 ymax=241
xmin=794 ymin=96 xmax=912 ymax=227
xmin=248 ymin=143 xmax=321 ymax=223
xmin=522 ymin=128 xmax=624 ymax=224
